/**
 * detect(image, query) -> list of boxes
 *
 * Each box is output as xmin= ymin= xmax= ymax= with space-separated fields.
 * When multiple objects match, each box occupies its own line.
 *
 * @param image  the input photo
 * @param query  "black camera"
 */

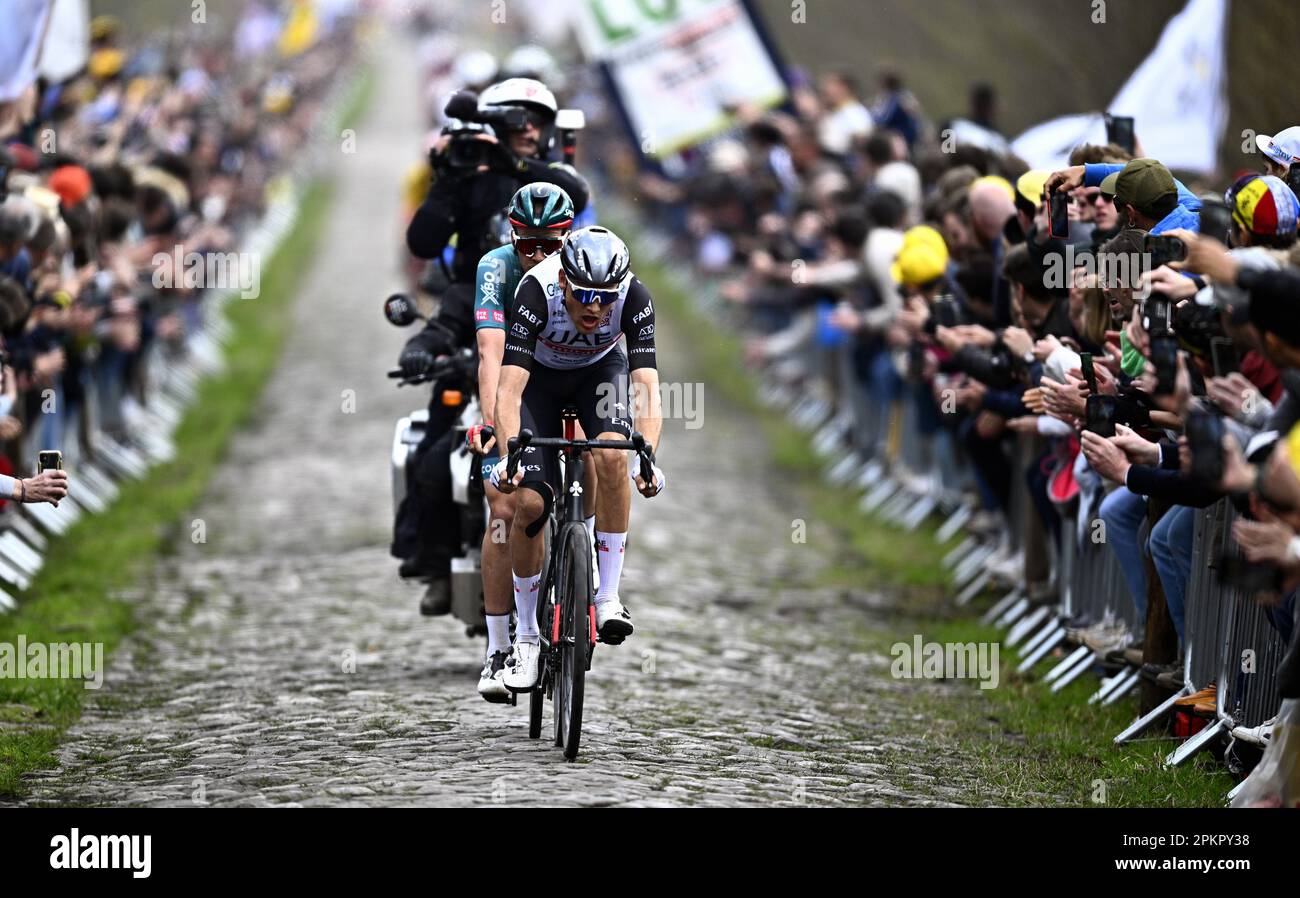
xmin=1142 ymin=293 xmax=1178 ymax=395
xmin=1145 ymin=233 xmax=1187 ymax=269
xmin=1199 ymin=196 xmax=1233 ymax=244
xmin=1173 ymin=299 xmax=1225 ymax=360
xmin=435 ymin=91 xmax=532 ymax=172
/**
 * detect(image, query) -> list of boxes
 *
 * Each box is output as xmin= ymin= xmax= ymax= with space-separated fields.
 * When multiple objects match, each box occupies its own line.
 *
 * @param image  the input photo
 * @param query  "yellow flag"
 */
xmin=278 ymin=0 xmax=319 ymax=58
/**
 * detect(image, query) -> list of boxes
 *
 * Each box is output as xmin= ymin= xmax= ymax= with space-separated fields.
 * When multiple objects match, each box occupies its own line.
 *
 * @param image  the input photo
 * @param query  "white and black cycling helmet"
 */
xmin=560 ymin=226 xmax=631 ymax=294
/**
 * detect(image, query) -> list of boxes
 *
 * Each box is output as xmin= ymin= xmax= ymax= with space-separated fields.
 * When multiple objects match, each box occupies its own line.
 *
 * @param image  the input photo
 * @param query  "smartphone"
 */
xmin=1209 ymin=337 xmax=1238 ymax=378
xmin=1048 ymin=191 xmax=1069 ymax=239
xmin=1145 ymin=234 xmax=1187 ymax=268
xmin=1085 ymin=394 xmax=1116 ymax=438
xmin=1105 ymin=114 xmax=1135 ymax=155
xmin=37 ymin=450 xmax=62 ymax=473
xmin=1185 ymin=408 xmax=1225 ymax=483
xmin=933 ymin=294 xmax=963 ymax=328
xmin=1199 ymin=197 xmax=1233 ymax=244
xmin=1080 ymin=352 xmax=1097 ymax=394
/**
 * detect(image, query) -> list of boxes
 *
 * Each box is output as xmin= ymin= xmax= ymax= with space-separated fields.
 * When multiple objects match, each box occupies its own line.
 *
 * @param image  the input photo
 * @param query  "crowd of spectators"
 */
xmin=603 ymin=65 xmax=1300 ymax=803
xmin=0 ymin=8 xmax=359 ymax=502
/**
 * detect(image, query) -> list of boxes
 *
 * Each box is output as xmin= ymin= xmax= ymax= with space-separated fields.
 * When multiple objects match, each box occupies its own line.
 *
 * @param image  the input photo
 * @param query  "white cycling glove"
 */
xmin=628 ymin=457 xmax=666 ymax=496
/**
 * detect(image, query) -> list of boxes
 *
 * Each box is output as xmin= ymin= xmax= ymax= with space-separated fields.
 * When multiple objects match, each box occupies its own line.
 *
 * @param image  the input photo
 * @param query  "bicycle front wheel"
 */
xmin=554 ymin=522 xmax=591 ymax=760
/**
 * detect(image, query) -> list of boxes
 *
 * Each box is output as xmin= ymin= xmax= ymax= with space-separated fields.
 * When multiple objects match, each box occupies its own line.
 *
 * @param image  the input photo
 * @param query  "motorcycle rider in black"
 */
xmin=396 ymin=77 xmax=590 ymax=615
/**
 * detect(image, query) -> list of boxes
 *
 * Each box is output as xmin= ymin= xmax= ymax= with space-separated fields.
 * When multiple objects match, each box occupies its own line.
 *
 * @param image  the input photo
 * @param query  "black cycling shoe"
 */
xmin=419 ymin=578 xmax=452 ymax=616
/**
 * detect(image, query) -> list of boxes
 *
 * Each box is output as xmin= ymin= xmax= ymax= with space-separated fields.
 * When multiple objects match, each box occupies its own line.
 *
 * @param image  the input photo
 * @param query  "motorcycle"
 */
xmin=384 ymin=293 xmax=488 ymax=638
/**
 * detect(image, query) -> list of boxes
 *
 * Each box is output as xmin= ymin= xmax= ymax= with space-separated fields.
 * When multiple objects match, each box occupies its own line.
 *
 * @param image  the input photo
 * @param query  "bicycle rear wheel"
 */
xmin=553 ymin=522 xmax=592 ymax=760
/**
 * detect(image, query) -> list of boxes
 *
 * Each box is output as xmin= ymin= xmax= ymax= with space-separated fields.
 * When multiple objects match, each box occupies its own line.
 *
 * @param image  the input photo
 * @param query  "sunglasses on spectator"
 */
xmin=1094 ymin=192 xmax=1114 ymax=205
xmin=570 ymin=286 xmax=619 ymax=306
xmin=512 ymin=233 xmax=565 ymax=257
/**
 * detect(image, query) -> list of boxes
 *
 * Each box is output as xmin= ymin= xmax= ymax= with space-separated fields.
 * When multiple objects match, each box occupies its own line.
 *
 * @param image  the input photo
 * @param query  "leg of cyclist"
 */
xmin=574 ymin=357 xmax=637 ymax=642
xmin=503 ymin=385 xmax=561 ymax=691
xmin=476 ymin=444 xmax=515 ymax=701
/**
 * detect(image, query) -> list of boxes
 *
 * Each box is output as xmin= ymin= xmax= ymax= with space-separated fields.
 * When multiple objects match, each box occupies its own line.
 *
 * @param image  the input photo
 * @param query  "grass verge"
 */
xmin=616 ymin=216 xmax=1235 ymax=806
xmin=0 ymin=70 xmax=372 ymax=798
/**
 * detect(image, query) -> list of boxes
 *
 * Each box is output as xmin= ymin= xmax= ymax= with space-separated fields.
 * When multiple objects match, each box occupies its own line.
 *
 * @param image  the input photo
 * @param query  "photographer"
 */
xmin=395 ymin=77 xmax=591 ymax=613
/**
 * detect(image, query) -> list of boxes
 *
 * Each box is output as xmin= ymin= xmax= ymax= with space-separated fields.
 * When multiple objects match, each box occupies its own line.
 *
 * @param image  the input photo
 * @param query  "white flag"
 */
xmin=1012 ymin=0 xmax=1229 ymax=173
xmin=0 ymin=0 xmax=53 ymax=103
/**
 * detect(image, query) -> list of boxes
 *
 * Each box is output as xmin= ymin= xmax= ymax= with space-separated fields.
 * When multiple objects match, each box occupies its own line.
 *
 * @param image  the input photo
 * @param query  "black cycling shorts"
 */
xmin=516 ymin=348 xmax=633 ymax=488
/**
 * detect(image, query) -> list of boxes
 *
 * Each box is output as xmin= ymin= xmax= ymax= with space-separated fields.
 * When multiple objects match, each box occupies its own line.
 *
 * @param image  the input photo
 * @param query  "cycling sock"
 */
xmin=594 ymin=531 xmax=626 ymax=604
xmin=512 ymin=573 xmax=541 ymax=643
xmin=486 ymin=613 xmax=511 ymax=657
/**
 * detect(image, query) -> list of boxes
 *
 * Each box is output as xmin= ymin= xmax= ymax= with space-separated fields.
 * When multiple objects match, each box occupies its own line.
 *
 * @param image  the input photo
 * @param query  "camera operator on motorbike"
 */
xmin=467 ymin=182 xmax=598 ymax=701
xmin=395 ymin=78 xmax=591 ymax=616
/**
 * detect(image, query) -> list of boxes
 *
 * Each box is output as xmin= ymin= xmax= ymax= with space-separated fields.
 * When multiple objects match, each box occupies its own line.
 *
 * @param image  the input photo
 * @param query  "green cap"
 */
xmin=1113 ymin=158 xmax=1176 ymax=214
xmin=1099 ymin=171 xmax=1119 ymax=198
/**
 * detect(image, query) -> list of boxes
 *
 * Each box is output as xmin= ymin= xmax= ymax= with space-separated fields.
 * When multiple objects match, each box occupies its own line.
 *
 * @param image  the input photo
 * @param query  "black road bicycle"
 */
xmin=505 ymin=410 xmax=654 ymax=760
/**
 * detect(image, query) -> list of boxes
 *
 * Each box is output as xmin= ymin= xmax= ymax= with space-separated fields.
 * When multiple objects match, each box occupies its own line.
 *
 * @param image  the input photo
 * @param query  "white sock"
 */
xmin=486 ymin=613 xmax=511 ymax=657
xmin=512 ymin=573 xmax=541 ymax=643
xmin=594 ymin=531 xmax=626 ymax=605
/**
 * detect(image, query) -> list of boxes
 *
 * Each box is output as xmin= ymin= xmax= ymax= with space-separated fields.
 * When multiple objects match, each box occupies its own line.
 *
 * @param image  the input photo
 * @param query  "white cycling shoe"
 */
xmin=504 ymin=640 xmax=542 ymax=692
xmin=595 ymin=598 xmax=633 ymax=644
xmin=477 ymin=650 xmax=511 ymax=703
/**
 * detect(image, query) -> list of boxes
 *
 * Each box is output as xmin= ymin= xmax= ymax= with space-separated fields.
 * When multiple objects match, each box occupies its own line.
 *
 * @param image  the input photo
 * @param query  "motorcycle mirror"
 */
xmin=554 ymin=109 xmax=585 ymax=131
xmin=383 ymin=293 xmax=422 ymax=327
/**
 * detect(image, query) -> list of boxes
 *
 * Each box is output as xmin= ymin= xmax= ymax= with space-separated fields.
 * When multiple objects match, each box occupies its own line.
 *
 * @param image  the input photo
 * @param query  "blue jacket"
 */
xmin=1083 ymin=163 xmax=1202 ymax=234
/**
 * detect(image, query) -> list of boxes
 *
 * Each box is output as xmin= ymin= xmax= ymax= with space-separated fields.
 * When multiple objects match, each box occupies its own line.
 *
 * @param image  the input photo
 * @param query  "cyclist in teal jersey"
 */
xmin=466 ymin=183 xmax=595 ymax=701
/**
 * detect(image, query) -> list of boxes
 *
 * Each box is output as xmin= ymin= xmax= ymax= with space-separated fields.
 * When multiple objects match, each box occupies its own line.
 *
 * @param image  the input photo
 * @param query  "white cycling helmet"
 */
xmin=452 ymin=49 xmax=498 ymax=91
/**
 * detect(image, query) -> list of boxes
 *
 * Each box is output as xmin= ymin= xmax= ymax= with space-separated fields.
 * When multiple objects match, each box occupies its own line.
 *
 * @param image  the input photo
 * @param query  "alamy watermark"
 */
xmin=595 ymin=379 xmax=704 ymax=430
xmin=0 ymin=636 xmax=104 ymax=689
xmin=890 ymin=635 xmax=1000 ymax=690
xmin=151 ymin=245 xmax=260 ymax=299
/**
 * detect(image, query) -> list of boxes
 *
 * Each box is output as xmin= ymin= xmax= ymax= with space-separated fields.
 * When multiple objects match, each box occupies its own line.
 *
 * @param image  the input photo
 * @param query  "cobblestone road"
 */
xmin=15 ymin=43 xmax=974 ymax=808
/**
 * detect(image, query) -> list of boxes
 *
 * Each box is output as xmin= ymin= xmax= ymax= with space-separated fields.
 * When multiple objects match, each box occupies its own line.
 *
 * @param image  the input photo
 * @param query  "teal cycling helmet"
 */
xmin=506 ymin=182 xmax=574 ymax=230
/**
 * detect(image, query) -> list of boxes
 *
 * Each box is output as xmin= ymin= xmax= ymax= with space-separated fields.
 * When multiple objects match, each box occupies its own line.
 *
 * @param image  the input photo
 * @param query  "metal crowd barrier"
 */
xmin=743 ymin=309 xmax=1291 ymax=782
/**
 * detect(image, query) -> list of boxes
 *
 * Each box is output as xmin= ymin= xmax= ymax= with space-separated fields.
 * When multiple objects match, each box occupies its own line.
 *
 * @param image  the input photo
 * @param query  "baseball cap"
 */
xmin=1016 ymin=170 xmax=1050 ymax=206
xmin=1099 ymin=171 xmax=1119 ymax=199
xmin=1256 ymin=126 xmax=1300 ymax=168
xmin=890 ymin=225 xmax=949 ymax=287
xmin=1112 ymin=158 xmax=1176 ymax=214
xmin=1227 ymin=173 xmax=1299 ymax=236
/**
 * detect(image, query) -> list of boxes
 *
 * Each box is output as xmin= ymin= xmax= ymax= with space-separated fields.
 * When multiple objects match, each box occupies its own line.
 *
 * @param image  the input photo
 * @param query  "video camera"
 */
xmin=435 ymin=91 xmax=528 ymax=171
xmin=1142 ymin=292 xmax=1178 ymax=395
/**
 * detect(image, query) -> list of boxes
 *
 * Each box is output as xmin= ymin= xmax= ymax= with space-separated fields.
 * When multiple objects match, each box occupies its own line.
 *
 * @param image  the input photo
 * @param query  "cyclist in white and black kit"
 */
xmin=491 ymin=226 xmax=665 ymax=691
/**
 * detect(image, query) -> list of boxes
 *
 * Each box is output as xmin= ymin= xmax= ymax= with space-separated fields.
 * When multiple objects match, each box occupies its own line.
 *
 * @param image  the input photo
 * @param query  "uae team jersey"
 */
xmin=501 ymin=253 xmax=657 ymax=372
xmin=472 ymin=244 xmax=524 ymax=331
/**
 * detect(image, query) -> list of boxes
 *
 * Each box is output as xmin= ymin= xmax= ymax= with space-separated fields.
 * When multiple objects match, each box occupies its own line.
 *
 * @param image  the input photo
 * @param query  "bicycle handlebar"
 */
xmin=505 ymin=428 xmax=655 ymax=485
